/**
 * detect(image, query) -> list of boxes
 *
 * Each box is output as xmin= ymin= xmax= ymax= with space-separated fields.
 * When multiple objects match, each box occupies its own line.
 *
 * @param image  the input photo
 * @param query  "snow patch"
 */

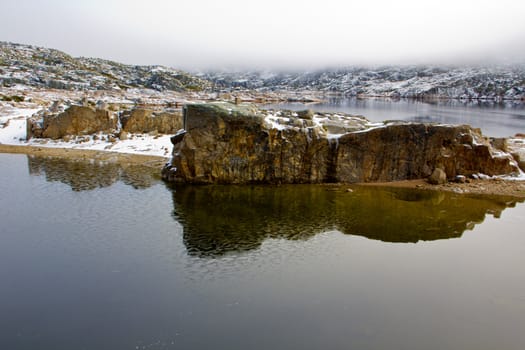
xmin=0 ymin=117 xmax=27 ymax=144
xmin=25 ymin=134 xmax=173 ymax=157
xmin=499 ymin=171 xmax=525 ymax=181
xmin=265 ymin=114 xmax=290 ymax=131
xmin=0 ymin=106 xmax=41 ymax=144
xmin=351 ymin=123 xmax=387 ymax=134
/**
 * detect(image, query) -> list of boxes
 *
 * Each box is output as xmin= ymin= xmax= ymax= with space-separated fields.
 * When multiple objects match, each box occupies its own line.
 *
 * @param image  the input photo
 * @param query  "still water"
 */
xmin=1 ymin=154 xmax=525 ymax=350
xmin=263 ymin=98 xmax=525 ymax=138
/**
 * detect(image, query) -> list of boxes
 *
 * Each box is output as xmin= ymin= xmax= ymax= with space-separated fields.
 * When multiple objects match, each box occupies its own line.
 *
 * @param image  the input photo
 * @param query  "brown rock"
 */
xmin=297 ymin=110 xmax=314 ymax=120
xmin=491 ymin=137 xmax=508 ymax=152
xmin=42 ymin=105 xmax=118 ymax=139
xmin=120 ymin=108 xmax=183 ymax=134
xmin=335 ymin=123 xmax=517 ymax=182
xmin=428 ymin=168 xmax=447 ymax=185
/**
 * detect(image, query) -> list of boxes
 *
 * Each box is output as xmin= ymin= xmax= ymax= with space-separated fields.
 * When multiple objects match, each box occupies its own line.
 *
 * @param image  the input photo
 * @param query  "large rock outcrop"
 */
xmin=30 ymin=104 xmax=184 ymax=140
xmin=162 ymin=102 xmax=520 ymax=184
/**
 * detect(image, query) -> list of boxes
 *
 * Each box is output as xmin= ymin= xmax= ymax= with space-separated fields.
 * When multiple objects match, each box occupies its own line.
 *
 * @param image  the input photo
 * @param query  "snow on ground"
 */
xmin=0 ymin=106 xmax=41 ymax=144
xmin=0 ymin=105 xmax=172 ymax=157
xmin=0 ymin=117 xmax=28 ymax=144
xmin=500 ymin=170 xmax=525 ymax=181
xmin=264 ymin=113 xmax=291 ymax=131
xmin=27 ymin=134 xmax=173 ymax=157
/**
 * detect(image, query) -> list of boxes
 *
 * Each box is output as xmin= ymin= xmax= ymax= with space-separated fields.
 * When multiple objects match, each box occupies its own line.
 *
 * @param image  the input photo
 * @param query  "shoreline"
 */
xmin=2 ymin=144 xmax=525 ymax=199
xmin=355 ymin=179 xmax=525 ymax=199
xmin=0 ymin=144 xmax=169 ymax=169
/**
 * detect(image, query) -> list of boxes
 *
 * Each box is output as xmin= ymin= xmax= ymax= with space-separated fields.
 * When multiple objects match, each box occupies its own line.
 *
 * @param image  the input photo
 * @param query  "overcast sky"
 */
xmin=1 ymin=0 xmax=525 ymax=70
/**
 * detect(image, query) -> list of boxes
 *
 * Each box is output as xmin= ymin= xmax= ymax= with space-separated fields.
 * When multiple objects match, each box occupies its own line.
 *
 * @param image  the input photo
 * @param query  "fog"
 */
xmin=1 ymin=0 xmax=525 ymax=70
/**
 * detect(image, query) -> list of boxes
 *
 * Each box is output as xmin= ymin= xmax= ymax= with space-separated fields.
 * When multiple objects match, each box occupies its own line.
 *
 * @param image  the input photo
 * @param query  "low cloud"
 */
xmin=2 ymin=0 xmax=525 ymax=70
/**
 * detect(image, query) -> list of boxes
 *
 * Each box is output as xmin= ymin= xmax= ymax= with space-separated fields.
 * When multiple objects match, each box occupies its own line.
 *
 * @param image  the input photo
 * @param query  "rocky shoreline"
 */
xmin=5 ymin=144 xmax=525 ymax=199
xmin=2 ymin=143 xmax=525 ymax=198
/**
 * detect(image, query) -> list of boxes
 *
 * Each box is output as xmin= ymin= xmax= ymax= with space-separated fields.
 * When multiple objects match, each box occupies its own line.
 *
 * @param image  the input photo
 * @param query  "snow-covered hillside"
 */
xmin=0 ymin=42 xmax=211 ymax=92
xmin=200 ymin=66 xmax=525 ymax=100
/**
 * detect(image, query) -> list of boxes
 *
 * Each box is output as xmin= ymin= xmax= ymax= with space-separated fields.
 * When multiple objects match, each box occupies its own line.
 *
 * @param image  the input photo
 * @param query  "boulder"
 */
xmin=39 ymin=105 xmax=183 ymax=140
xmin=428 ymin=168 xmax=447 ymax=185
xmin=120 ymin=108 xmax=183 ymax=134
xmin=162 ymin=102 xmax=520 ymax=184
xmin=163 ymin=103 xmax=331 ymax=184
xmin=296 ymin=109 xmax=314 ymax=120
xmin=42 ymin=105 xmax=118 ymax=139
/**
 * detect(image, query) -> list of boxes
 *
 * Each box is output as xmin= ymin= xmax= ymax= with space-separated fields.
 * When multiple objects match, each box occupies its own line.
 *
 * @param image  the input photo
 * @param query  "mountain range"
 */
xmin=1 ymin=41 xmax=524 ymax=100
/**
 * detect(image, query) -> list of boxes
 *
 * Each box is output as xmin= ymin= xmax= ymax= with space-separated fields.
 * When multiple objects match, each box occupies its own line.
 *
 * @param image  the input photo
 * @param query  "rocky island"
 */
xmin=162 ymin=102 xmax=522 ymax=185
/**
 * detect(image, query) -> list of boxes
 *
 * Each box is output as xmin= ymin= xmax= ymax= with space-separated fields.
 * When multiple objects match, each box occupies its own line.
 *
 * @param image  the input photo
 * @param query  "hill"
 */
xmin=0 ymin=41 xmax=211 ymax=92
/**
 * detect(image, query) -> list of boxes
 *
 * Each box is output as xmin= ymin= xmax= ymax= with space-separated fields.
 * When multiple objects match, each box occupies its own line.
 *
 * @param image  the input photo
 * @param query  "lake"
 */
xmin=262 ymin=98 xmax=525 ymax=138
xmin=1 ymin=153 xmax=525 ymax=350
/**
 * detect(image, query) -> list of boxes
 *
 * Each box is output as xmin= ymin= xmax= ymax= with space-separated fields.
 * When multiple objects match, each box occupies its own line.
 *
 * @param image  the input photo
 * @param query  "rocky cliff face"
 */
xmin=162 ymin=102 xmax=521 ymax=184
xmin=334 ymin=124 xmax=517 ymax=182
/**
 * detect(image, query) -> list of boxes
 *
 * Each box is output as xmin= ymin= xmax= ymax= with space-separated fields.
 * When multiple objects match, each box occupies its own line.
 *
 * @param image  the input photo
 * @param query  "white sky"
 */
xmin=1 ymin=0 xmax=525 ymax=69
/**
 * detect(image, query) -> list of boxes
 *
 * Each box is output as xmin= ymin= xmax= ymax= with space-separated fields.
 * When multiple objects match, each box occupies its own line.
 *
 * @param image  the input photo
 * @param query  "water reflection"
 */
xmin=24 ymin=156 xmax=523 ymax=258
xmin=27 ymin=155 xmax=160 ymax=191
xmin=171 ymin=184 xmax=522 ymax=257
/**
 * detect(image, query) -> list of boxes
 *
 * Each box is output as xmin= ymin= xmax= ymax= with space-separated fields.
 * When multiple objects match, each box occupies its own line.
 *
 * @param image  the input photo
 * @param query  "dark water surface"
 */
xmin=1 ymin=154 xmax=525 ymax=350
xmin=263 ymin=98 xmax=525 ymax=138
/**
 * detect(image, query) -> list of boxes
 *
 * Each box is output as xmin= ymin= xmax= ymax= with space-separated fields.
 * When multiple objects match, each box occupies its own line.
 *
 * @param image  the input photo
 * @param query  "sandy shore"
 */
xmin=2 ymin=144 xmax=525 ymax=199
xmin=0 ymin=144 xmax=169 ymax=169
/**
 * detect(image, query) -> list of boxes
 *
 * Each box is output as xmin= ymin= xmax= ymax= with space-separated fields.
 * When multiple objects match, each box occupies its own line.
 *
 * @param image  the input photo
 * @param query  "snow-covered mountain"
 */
xmin=2 ymin=41 xmax=524 ymax=100
xmin=0 ymin=42 xmax=211 ymax=92
xmin=199 ymin=65 xmax=525 ymax=100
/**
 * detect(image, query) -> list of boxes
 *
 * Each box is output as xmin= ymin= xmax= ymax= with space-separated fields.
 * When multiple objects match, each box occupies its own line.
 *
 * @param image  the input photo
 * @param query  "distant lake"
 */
xmin=1 ymin=153 xmax=525 ymax=350
xmin=262 ymin=98 xmax=525 ymax=138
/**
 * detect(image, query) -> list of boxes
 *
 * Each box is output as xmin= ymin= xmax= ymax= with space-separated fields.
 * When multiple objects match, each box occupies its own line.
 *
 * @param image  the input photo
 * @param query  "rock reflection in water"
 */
xmin=171 ymin=185 xmax=521 ymax=257
xmin=27 ymin=155 xmax=160 ymax=191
